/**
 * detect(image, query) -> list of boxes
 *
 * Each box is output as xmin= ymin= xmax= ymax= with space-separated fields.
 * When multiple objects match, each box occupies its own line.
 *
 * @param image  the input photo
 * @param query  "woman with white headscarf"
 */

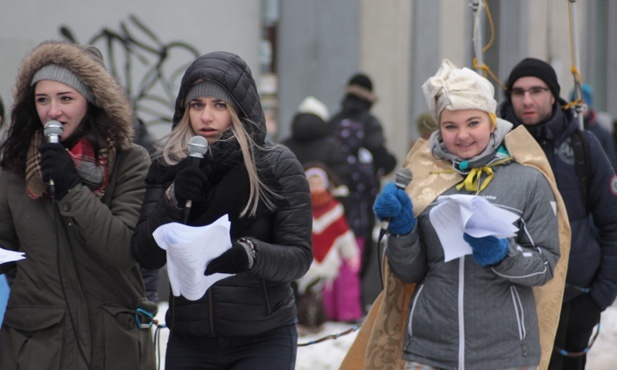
xmin=340 ymin=59 xmax=570 ymax=370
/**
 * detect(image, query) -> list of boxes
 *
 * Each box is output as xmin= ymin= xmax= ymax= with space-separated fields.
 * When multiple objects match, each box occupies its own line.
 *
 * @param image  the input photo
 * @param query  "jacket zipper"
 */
xmin=262 ymin=280 xmax=271 ymax=313
xmin=208 ymin=290 xmax=215 ymax=336
xmin=510 ymin=286 xmax=526 ymax=340
xmin=458 ymin=257 xmax=465 ymax=370
xmin=407 ymin=284 xmax=425 ymax=337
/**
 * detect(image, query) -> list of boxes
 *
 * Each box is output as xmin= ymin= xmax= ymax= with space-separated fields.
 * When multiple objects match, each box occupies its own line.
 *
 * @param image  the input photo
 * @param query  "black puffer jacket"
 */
xmin=282 ymin=113 xmax=348 ymax=181
xmin=132 ymin=51 xmax=313 ymax=336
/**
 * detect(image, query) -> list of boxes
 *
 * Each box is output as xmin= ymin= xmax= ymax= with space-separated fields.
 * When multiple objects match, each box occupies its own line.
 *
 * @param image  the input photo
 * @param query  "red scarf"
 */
xmin=311 ymin=191 xmax=352 ymax=263
xmin=25 ymin=130 xmax=114 ymax=199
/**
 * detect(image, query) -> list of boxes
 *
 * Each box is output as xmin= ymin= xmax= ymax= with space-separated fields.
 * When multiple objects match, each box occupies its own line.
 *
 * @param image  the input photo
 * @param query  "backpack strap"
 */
xmin=571 ymin=130 xmax=590 ymax=213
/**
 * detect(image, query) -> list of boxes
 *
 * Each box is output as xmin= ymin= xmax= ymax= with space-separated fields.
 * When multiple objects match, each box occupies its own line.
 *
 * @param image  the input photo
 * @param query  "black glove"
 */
xmin=172 ymin=166 xmax=209 ymax=206
xmin=205 ymin=240 xmax=254 ymax=275
xmin=39 ymin=142 xmax=81 ymax=200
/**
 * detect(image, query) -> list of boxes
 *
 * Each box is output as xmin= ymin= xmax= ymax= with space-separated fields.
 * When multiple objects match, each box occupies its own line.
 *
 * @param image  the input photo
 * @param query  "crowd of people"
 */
xmin=0 ymin=38 xmax=615 ymax=370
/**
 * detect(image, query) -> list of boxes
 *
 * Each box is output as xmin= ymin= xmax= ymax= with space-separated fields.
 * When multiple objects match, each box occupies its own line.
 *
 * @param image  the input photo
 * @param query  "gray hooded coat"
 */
xmin=387 ymin=119 xmax=561 ymax=369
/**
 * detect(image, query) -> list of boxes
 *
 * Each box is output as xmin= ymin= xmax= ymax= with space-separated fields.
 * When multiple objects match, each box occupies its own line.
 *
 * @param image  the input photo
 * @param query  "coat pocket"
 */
xmin=94 ymin=304 xmax=155 ymax=370
xmin=1 ymin=305 xmax=65 ymax=370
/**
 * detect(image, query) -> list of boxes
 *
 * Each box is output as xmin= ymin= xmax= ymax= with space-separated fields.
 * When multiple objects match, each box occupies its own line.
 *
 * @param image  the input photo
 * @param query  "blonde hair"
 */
xmin=488 ymin=112 xmax=497 ymax=128
xmin=153 ymin=105 xmax=277 ymax=218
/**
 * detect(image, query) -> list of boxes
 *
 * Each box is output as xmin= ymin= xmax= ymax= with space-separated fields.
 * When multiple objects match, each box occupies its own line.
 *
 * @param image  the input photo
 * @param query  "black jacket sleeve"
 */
xmin=131 ymin=165 xmax=184 ymax=270
xmin=248 ymin=147 xmax=313 ymax=282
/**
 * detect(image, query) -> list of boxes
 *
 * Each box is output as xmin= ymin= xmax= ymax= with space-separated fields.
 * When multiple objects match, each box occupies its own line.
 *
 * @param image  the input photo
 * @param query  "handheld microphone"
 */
xmin=184 ymin=136 xmax=209 ymax=221
xmin=43 ymin=121 xmax=64 ymax=193
xmin=381 ymin=167 xmax=413 ymax=232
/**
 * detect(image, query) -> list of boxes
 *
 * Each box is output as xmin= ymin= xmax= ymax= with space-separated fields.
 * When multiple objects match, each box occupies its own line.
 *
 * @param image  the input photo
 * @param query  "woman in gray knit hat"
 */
xmin=132 ymin=51 xmax=312 ymax=369
xmin=0 ymin=40 xmax=155 ymax=369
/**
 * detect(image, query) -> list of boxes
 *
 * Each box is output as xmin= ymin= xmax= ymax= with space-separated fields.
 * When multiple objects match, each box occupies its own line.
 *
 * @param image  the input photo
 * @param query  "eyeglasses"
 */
xmin=510 ymin=87 xmax=550 ymax=100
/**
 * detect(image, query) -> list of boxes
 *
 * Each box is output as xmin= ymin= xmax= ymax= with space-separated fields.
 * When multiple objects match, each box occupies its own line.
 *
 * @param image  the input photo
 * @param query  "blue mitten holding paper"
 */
xmin=373 ymin=182 xmax=416 ymax=235
xmin=463 ymin=233 xmax=509 ymax=267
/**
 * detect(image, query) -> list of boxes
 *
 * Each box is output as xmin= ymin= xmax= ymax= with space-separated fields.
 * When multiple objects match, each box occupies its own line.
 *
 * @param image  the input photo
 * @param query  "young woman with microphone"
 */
xmin=0 ymin=40 xmax=155 ymax=369
xmin=342 ymin=59 xmax=570 ymax=370
xmin=131 ymin=51 xmax=312 ymax=369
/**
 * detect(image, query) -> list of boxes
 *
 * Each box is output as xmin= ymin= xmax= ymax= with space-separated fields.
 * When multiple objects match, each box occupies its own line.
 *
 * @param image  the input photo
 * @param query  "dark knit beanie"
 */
xmin=346 ymin=73 xmax=377 ymax=103
xmin=185 ymin=80 xmax=237 ymax=110
xmin=348 ymin=73 xmax=373 ymax=91
xmin=506 ymin=58 xmax=560 ymax=98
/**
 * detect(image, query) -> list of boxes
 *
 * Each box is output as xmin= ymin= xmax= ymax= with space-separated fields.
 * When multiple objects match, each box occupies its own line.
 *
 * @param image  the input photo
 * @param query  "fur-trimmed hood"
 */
xmin=11 ymin=40 xmax=134 ymax=150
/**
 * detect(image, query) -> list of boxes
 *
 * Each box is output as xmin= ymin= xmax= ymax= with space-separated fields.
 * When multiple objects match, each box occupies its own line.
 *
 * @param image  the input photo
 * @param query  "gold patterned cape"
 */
xmin=339 ymin=126 xmax=571 ymax=370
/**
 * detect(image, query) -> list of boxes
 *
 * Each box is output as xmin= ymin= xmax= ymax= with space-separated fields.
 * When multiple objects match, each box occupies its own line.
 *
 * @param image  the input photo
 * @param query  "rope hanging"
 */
xmin=566 ymin=0 xmax=586 ymax=130
xmin=471 ymin=0 xmax=507 ymax=91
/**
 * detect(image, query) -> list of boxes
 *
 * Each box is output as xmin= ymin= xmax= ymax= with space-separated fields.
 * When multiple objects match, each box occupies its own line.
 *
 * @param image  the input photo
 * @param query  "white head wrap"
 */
xmin=422 ymin=59 xmax=497 ymax=123
xmin=297 ymin=96 xmax=330 ymax=122
xmin=305 ymin=167 xmax=330 ymax=190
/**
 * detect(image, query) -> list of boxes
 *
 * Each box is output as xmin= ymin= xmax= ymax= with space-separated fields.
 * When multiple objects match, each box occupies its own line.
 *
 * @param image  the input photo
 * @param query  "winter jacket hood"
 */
xmin=290 ymin=113 xmax=333 ymax=141
xmin=11 ymin=40 xmax=134 ymax=151
xmin=172 ymin=51 xmax=267 ymax=145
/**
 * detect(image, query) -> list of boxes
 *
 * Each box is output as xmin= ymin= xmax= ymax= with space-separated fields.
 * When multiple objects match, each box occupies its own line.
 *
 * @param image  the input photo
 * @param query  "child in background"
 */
xmin=297 ymin=163 xmax=362 ymax=329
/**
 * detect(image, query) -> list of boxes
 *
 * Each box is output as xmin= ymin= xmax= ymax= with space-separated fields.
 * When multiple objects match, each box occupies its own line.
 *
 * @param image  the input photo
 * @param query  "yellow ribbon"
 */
xmin=434 ymin=157 xmax=513 ymax=194
xmin=456 ymin=166 xmax=494 ymax=192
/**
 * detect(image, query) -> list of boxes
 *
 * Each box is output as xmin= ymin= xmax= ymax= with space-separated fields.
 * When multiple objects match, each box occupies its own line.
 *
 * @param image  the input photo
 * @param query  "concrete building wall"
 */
xmin=276 ymin=0 xmax=359 ymax=142
xmin=360 ymin=0 xmax=412 ymax=164
xmin=2 ymin=1 xmax=611 ymax=148
xmin=0 ymin=0 xmax=263 ymax=137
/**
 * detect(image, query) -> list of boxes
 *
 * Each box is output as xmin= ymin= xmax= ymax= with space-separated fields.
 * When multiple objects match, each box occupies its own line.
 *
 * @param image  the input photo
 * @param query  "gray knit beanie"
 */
xmin=185 ymin=80 xmax=236 ymax=109
xmin=31 ymin=64 xmax=96 ymax=105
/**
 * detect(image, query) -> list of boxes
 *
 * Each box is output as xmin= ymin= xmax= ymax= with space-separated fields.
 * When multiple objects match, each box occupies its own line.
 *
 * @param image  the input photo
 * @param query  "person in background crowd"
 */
xmin=340 ymin=58 xmax=569 ymax=370
xmin=131 ymin=51 xmax=312 ymax=369
xmin=410 ymin=111 xmax=438 ymax=149
xmin=297 ymin=162 xmax=361 ymax=327
xmin=0 ymin=40 xmax=155 ymax=369
xmin=282 ymin=96 xmax=349 ymax=184
xmin=499 ymin=57 xmax=617 ymax=370
xmin=329 ymin=73 xmax=397 ymax=305
xmin=569 ymin=83 xmax=617 ymax=171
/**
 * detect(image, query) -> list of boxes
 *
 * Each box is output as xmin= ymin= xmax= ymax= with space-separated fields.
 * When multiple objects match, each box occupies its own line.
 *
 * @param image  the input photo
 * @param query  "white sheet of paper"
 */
xmin=0 ymin=248 xmax=25 ymax=264
xmin=152 ymin=214 xmax=233 ymax=301
xmin=429 ymin=195 xmax=519 ymax=262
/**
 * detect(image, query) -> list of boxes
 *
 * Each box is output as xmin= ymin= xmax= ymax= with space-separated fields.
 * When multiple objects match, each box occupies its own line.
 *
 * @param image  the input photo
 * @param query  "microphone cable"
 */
xmin=376 ymin=226 xmax=389 ymax=290
xmin=51 ymin=194 xmax=92 ymax=369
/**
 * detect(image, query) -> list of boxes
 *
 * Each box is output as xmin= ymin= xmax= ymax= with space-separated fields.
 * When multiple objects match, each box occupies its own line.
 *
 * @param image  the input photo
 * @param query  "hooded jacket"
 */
xmin=282 ymin=112 xmax=349 ymax=182
xmin=500 ymin=98 xmax=617 ymax=311
xmin=131 ymin=51 xmax=313 ymax=337
xmin=0 ymin=41 xmax=154 ymax=369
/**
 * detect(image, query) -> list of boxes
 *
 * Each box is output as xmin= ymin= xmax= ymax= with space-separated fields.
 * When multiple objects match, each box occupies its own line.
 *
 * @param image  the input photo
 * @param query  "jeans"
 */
xmin=165 ymin=320 xmax=298 ymax=370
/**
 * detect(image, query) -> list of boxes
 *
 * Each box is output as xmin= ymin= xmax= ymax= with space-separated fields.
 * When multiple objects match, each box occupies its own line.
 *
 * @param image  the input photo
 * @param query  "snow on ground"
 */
xmin=153 ymin=302 xmax=617 ymax=370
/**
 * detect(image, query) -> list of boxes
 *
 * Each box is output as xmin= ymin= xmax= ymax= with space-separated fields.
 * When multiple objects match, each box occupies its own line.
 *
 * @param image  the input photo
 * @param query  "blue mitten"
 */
xmin=373 ymin=182 xmax=416 ymax=235
xmin=463 ymin=233 xmax=509 ymax=267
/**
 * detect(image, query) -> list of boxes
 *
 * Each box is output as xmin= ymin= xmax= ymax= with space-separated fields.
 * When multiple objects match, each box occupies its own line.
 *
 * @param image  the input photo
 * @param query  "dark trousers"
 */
xmin=548 ymin=294 xmax=601 ymax=370
xmin=165 ymin=321 xmax=298 ymax=370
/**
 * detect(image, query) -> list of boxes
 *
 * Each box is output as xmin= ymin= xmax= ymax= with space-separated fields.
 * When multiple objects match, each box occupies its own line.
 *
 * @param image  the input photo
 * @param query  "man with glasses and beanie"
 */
xmin=499 ymin=57 xmax=617 ymax=370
